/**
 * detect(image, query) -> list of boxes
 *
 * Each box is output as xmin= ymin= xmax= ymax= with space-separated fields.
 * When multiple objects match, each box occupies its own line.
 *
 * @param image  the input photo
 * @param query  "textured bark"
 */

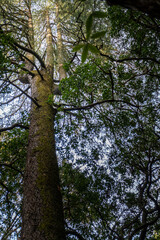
xmin=106 ymin=0 xmax=160 ymax=19
xmin=21 ymin=71 xmax=66 ymax=240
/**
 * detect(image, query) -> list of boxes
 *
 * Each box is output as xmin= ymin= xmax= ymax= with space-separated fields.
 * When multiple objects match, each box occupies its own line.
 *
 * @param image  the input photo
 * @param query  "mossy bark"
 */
xmin=21 ymin=71 xmax=66 ymax=240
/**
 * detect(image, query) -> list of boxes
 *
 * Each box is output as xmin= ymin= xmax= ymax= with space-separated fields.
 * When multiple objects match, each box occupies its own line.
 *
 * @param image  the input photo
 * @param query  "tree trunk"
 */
xmin=21 ymin=70 xmax=66 ymax=240
xmin=46 ymin=6 xmax=54 ymax=78
xmin=106 ymin=0 xmax=160 ymax=19
xmin=19 ymin=0 xmax=35 ymax=84
xmin=56 ymin=2 xmax=67 ymax=80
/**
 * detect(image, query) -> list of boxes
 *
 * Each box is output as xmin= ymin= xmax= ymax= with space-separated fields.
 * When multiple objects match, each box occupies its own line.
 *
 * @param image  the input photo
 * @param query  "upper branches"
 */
xmin=0 ymin=26 xmax=46 ymax=70
xmin=11 ymin=40 xmax=46 ymax=70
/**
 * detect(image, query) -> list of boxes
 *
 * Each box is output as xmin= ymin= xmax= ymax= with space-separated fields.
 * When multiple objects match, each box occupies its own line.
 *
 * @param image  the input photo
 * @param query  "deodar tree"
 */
xmin=0 ymin=0 xmax=160 ymax=240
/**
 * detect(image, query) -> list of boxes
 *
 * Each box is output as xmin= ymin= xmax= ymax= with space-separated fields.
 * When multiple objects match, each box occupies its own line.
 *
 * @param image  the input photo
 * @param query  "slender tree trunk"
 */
xmin=19 ymin=0 xmax=34 ymax=84
xmin=25 ymin=0 xmax=34 ymax=69
xmin=55 ymin=1 xmax=66 ymax=80
xmin=46 ymin=6 xmax=54 ymax=78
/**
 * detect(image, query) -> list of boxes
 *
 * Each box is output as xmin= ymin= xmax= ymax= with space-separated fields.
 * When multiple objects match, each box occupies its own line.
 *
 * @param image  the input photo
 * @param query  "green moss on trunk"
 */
xmin=21 ymin=71 xmax=66 ymax=240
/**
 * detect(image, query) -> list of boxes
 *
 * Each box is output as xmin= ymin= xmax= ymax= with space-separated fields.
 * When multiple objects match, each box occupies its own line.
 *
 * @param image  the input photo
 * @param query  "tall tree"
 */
xmin=0 ymin=0 xmax=67 ymax=239
xmin=21 ymin=1 xmax=66 ymax=239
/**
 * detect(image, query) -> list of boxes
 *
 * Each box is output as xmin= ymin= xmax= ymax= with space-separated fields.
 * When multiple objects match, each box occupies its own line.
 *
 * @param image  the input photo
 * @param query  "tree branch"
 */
xmin=66 ymin=230 xmax=86 ymax=240
xmin=100 ymin=51 xmax=160 ymax=65
xmin=0 ymin=163 xmax=24 ymax=176
xmin=11 ymin=60 xmax=35 ymax=77
xmin=0 ymin=123 xmax=29 ymax=133
xmin=12 ymin=41 xmax=46 ymax=69
xmin=59 ymin=99 xmax=141 ymax=112
xmin=0 ymin=181 xmax=10 ymax=192
xmin=0 ymin=26 xmax=46 ymax=69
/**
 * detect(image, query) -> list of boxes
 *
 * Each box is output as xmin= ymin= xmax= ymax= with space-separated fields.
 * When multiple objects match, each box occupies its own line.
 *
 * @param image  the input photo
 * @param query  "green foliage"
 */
xmin=86 ymin=14 xmax=93 ymax=40
xmin=47 ymin=94 xmax=54 ymax=105
xmin=63 ymin=62 xmax=71 ymax=72
xmin=73 ymin=44 xmax=99 ymax=63
xmin=72 ymin=9 xmax=108 ymax=62
xmin=60 ymin=60 xmax=111 ymax=104
xmin=72 ymin=44 xmax=85 ymax=52
xmin=0 ymin=32 xmax=22 ymax=77
xmin=0 ymin=128 xmax=28 ymax=239
xmin=58 ymin=36 xmax=160 ymax=237
xmin=91 ymin=30 xmax=107 ymax=39
xmin=60 ymin=161 xmax=113 ymax=239
xmin=86 ymin=9 xmax=108 ymax=38
xmin=92 ymin=11 xmax=107 ymax=18
xmin=81 ymin=44 xmax=89 ymax=63
xmin=87 ymin=43 xmax=99 ymax=53
xmin=154 ymin=231 xmax=160 ymax=240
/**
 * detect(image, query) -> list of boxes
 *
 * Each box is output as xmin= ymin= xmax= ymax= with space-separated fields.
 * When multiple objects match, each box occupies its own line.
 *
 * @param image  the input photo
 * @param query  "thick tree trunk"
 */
xmin=21 ymin=71 xmax=66 ymax=240
xmin=106 ymin=0 xmax=160 ymax=19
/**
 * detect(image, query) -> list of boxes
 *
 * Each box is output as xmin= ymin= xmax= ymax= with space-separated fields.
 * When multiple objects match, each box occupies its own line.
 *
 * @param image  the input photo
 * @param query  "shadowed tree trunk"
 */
xmin=106 ymin=0 xmax=160 ymax=19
